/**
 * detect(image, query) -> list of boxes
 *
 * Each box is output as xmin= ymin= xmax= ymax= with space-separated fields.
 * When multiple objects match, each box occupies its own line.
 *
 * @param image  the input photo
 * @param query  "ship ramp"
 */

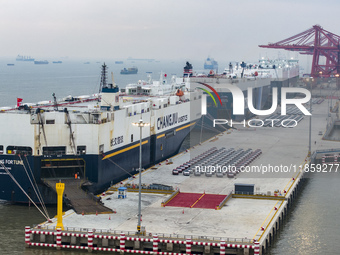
xmin=43 ymin=179 xmax=112 ymax=215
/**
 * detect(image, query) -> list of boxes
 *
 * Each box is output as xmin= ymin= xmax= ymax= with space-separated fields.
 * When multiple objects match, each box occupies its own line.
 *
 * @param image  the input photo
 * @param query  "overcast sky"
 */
xmin=0 ymin=0 xmax=339 ymax=63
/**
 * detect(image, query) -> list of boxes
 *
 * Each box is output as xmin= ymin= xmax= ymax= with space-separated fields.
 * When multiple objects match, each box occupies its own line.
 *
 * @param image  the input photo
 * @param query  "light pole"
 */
xmin=132 ymin=119 xmax=150 ymax=234
xmin=308 ymin=78 xmax=312 ymax=157
xmin=319 ymin=71 xmax=322 ymax=97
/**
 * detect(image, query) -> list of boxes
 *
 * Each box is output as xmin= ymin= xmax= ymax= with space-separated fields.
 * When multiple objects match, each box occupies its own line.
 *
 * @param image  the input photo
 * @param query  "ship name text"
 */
xmin=157 ymin=113 xmax=188 ymax=130
xmin=111 ymin=136 xmax=124 ymax=147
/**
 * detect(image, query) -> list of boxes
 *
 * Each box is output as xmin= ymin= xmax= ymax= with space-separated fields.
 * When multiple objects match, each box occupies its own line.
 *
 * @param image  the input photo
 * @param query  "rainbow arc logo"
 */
xmin=197 ymin=82 xmax=222 ymax=107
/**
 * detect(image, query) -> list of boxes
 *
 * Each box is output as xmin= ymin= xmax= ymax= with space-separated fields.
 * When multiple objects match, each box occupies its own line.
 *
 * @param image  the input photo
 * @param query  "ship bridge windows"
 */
xmin=0 ymin=145 xmax=3 ymax=154
xmin=129 ymin=89 xmax=137 ymax=94
xmin=43 ymin=146 xmax=66 ymax=156
xmin=6 ymin=146 xmax=32 ymax=155
xmin=77 ymin=146 xmax=86 ymax=155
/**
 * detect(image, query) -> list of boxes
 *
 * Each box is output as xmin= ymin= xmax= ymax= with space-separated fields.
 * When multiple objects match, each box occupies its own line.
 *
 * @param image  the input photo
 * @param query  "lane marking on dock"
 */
xmin=257 ymin=200 xmax=284 ymax=242
xmin=252 ymin=201 xmax=280 ymax=241
xmin=282 ymin=156 xmax=308 ymax=195
xmin=190 ymin=193 xmax=206 ymax=208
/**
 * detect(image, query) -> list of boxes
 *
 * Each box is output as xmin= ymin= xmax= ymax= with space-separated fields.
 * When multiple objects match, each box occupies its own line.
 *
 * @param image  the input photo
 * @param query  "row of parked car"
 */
xmin=172 ymin=147 xmax=262 ymax=178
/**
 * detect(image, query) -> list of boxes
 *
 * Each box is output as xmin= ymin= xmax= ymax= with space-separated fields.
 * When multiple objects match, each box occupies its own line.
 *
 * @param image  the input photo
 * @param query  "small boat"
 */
xmin=120 ymin=67 xmax=138 ymax=74
xmin=52 ymin=61 xmax=62 ymax=64
xmin=115 ymin=61 xmax=124 ymax=64
xmin=84 ymin=62 xmax=90 ymax=64
xmin=7 ymin=64 xmax=14 ymax=66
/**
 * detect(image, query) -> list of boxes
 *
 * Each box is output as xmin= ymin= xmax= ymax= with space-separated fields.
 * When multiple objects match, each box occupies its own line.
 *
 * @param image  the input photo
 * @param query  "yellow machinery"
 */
xmin=56 ymin=182 xmax=65 ymax=230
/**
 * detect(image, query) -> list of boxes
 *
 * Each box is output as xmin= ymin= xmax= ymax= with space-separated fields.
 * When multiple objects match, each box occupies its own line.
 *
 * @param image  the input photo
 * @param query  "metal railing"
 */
xmin=32 ymin=225 xmax=253 ymax=244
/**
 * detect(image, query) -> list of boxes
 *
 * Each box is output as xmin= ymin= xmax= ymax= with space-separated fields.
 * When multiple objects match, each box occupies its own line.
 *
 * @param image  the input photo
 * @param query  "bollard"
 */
xmin=88 ymin=230 xmax=94 ymax=252
xmin=56 ymin=228 xmax=62 ymax=250
xmin=219 ymin=240 xmax=225 ymax=255
xmin=153 ymin=234 xmax=159 ymax=254
xmin=25 ymin=226 xmax=31 ymax=248
xmin=186 ymin=238 xmax=192 ymax=254
xmin=254 ymin=241 xmax=260 ymax=255
xmin=120 ymin=232 xmax=126 ymax=254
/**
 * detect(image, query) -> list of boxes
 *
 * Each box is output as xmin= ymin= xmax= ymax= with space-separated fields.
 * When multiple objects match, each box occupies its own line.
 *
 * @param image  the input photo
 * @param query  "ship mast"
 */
xmin=99 ymin=63 xmax=108 ymax=93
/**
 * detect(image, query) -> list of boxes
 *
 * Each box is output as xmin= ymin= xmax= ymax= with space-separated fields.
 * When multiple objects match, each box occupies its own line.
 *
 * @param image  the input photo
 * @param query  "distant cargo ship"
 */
xmin=120 ymin=67 xmax=138 ymax=74
xmin=52 ymin=61 xmax=62 ymax=64
xmin=16 ymin=55 xmax=34 ymax=61
xmin=7 ymin=64 xmax=14 ymax=66
xmin=204 ymin=57 xmax=218 ymax=70
xmin=34 ymin=60 xmax=49 ymax=65
xmin=115 ymin=61 xmax=124 ymax=64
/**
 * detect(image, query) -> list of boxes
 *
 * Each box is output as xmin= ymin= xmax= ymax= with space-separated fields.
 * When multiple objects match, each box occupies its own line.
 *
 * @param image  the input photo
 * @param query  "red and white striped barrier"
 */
xmin=192 ymin=241 xmax=219 ymax=246
xmin=322 ymin=154 xmax=339 ymax=164
xmin=223 ymin=243 xmax=253 ymax=249
xmin=93 ymin=247 xmax=120 ymax=252
xmin=31 ymin=230 xmax=55 ymax=235
xmin=26 ymin=226 xmax=256 ymax=253
xmin=61 ymin=244 xmax=88 ymax=250
xmin=94 ymin=234 xmax=119 ymax=240
xmin=63 ymin=232 xmax=87 ymax=238
xmin=30 ymin=242 xmax=56 ymax=248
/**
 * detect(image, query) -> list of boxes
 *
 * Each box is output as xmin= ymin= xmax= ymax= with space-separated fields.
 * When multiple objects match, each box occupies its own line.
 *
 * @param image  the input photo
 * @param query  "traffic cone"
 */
xmin=82 ymin=211 xmax=84 ymax=216
xmin=109 ymin=215 xmax=111 ymax=220
xmin=182 ymin=209 xmax=184 ymax=214
xmin=96 ymin=211 xmax=98 ymax=216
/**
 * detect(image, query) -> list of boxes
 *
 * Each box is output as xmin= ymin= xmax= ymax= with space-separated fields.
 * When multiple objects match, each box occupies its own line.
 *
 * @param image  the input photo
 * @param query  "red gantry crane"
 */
xmin=259 ymin=25 xmax=340 ymax=78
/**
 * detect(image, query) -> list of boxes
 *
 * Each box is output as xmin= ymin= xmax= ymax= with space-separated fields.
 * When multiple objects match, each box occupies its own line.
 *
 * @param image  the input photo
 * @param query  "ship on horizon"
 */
xmin=120 ymin=67 xmax=138 ymax=74
xmin=204 ymin=57 xmax=218 ymax=70
xmin=34 ymin=60 xmax=49 ymax=64
xmin=16 ymin=55 xmax=34 ymax=62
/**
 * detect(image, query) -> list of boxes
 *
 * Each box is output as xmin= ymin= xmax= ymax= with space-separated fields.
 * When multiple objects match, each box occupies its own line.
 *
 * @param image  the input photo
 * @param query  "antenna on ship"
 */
xmin=99 ymin=62 xmax=108 ymax=93
xmin=52 ymin=93 xmax=58 ymax=111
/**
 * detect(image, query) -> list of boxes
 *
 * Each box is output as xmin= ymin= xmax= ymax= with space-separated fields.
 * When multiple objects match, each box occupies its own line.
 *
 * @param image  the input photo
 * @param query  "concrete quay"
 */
xmin=26 ymin=98 xmax=339 ymax=254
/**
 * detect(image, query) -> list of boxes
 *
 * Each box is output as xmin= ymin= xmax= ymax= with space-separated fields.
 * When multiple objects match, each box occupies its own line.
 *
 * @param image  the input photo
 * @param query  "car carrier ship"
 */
xmin=0 ymin=64 xmax=203 ymax=204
